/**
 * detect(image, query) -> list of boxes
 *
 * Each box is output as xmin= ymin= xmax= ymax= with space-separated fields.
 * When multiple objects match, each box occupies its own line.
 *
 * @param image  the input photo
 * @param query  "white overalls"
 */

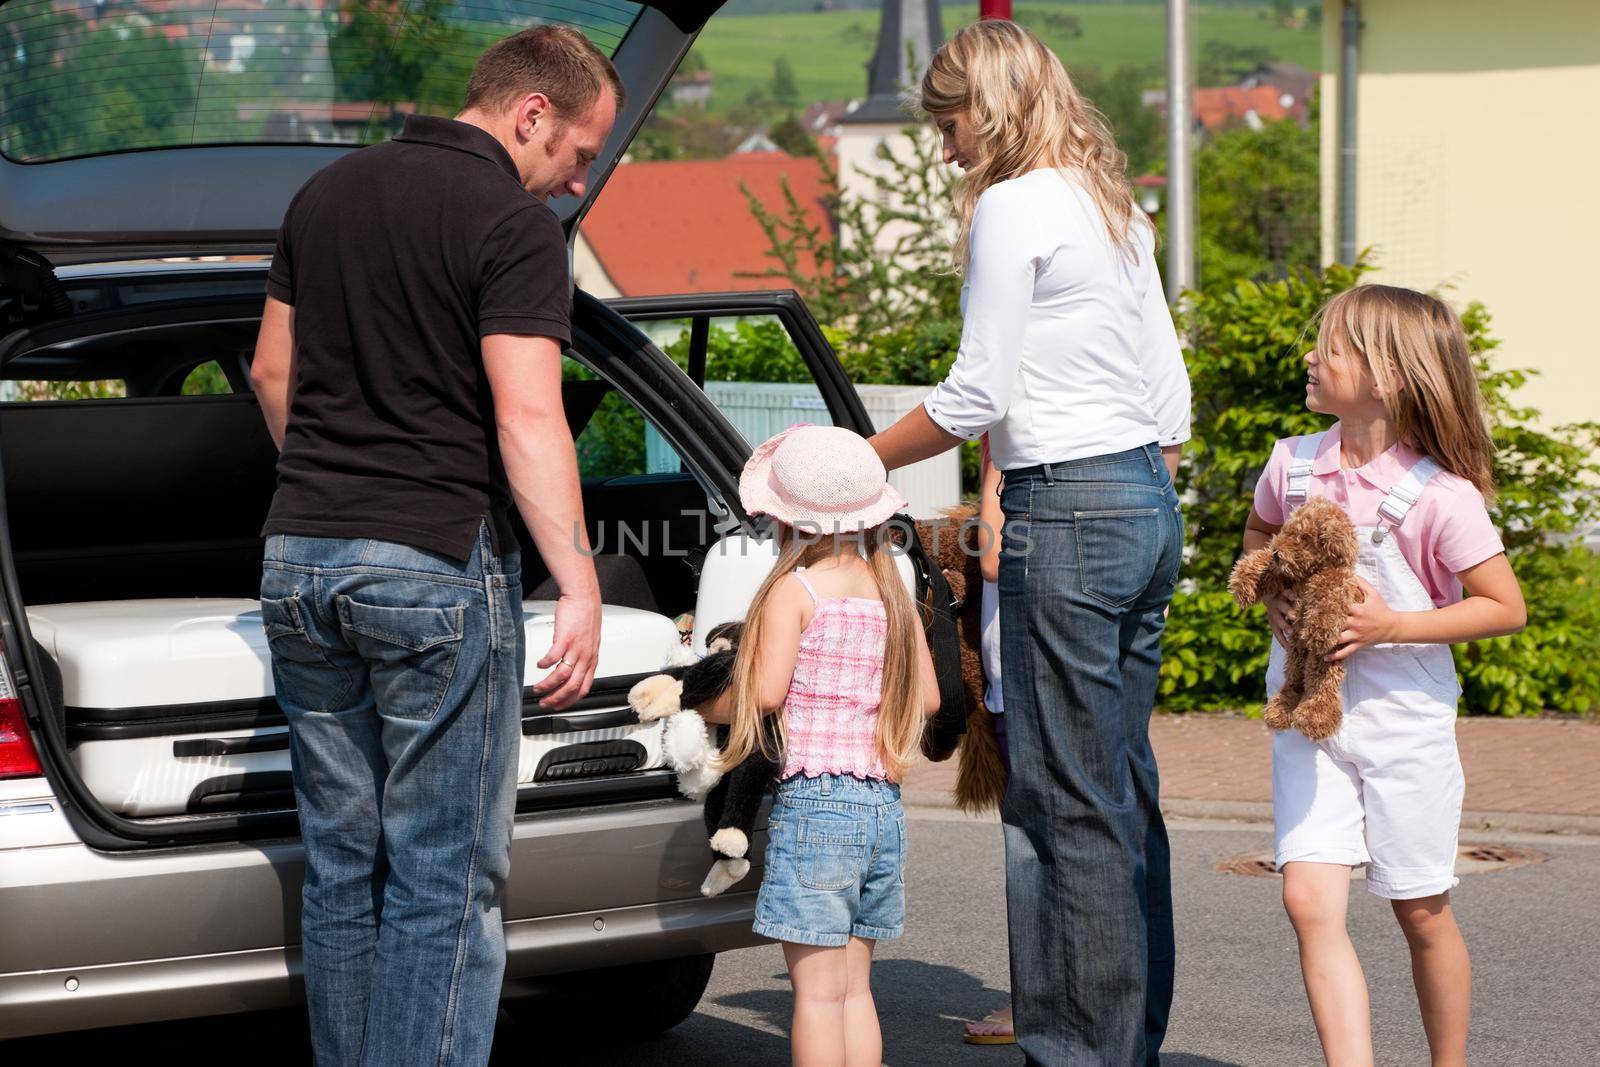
xmin=1269 ymin=432 xmax=1466 ymax=900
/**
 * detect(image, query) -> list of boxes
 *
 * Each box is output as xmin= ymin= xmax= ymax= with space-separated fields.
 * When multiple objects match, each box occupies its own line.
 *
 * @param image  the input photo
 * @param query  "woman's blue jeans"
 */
xmin=997 ymin=443 xmax=1183 ymax=1066
xmin=260 ymin=521 xmax=524 ymax=1067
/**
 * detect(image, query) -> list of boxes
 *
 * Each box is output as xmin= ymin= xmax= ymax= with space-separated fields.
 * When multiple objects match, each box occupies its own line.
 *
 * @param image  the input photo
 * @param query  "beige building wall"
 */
xmin=1320 ymin=0 xmax=1600 ymax=427
xmin=833 ymin=121 xmax=953 ymax=259
xmin=835 ymin=120 xmax=917 ymax=258
xmin=570 ymin=231 xmax=622 ymax=300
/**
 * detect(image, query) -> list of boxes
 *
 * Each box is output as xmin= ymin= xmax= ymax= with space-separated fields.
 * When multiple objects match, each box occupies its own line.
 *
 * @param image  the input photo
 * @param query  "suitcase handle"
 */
xmin=172 ymin=733 xmax=291 ymax=758
xmin=521 ymin=707 xmax=639 ymax=736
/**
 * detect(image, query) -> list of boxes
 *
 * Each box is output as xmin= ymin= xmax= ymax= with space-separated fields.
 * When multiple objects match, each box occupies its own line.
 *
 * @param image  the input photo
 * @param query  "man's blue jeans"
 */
xmin=997 ymin=444 xmax=1183 ymax=1066
xmin=261 ymin=522 xmax=523 ymax=1066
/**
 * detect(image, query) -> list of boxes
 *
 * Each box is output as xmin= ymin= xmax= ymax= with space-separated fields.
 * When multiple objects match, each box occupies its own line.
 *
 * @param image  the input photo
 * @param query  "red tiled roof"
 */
xmin=580 ymin=154 xmax=834 ymax=297
xmin=1193 ymin=86 xmax=1301 ymax=131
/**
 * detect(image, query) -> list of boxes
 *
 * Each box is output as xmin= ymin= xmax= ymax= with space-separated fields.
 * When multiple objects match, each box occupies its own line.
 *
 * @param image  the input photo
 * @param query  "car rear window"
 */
xmin=0 ymin=0 xmax=642 ymax=163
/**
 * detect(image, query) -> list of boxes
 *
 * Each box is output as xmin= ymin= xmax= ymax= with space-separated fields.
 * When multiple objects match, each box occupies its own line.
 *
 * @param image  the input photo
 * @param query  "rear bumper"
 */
xmin=0 ymin=782 xmax=767 ymax=1040
xmin=0 ymin=892 xmax=762 ymax=1040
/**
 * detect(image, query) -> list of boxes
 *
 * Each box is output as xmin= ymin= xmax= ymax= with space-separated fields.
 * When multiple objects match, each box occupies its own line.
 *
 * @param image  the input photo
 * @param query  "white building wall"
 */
xmin=646 ymin=381 xmax=961 ymax=519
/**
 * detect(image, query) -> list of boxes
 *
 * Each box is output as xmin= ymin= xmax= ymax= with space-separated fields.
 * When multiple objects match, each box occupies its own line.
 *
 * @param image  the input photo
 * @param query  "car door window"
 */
xmin=564 ymin=354 xmax=707 ymax=482
xmin=0 ymin=379 xmax=125 ymax=402
xmin=629 ymin=314 xmax=837 ymax=474
xmin=566 ymin=355 xmax=647 ymax=479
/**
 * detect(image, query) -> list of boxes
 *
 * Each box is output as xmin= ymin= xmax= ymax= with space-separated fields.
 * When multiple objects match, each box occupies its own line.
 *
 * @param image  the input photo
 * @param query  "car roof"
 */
xmin=0 ymin=0 xmax=724 ymax=259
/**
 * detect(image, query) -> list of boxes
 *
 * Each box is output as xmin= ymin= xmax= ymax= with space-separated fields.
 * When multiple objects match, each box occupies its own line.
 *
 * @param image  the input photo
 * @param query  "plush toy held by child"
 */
xmin=630 ymin=621 xmax=779 ymax=897
xmin=913 ymin=502 xmax=1007 ymax=813
xmin=1229 ymin=496 xmax=1361 ymax=741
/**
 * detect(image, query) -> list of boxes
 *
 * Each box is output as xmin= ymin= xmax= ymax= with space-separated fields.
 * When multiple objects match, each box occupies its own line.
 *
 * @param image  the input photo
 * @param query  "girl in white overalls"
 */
xmin=1242 ymin=286 xmax=1526 ymax=1067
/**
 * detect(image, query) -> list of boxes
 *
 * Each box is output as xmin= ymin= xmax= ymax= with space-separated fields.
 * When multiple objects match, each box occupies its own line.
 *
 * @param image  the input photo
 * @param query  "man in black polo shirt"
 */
xmin=248 ymin=26 xmax=620 ymax=1066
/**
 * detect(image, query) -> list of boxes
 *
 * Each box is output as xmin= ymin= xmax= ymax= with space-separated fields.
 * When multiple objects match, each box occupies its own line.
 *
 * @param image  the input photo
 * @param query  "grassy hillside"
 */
xmin=688 ymin=2 xmax=1322 ymax=114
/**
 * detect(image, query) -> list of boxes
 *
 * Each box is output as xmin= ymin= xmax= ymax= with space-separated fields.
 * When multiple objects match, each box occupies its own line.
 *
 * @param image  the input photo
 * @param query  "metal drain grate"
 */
xmin=1455 ymin=845 xmax=1546 ymax=874
xmin=1215 ymin=844 xmax=1547 ymax=878
xmin=1215 ymin=853 xmax=1283 ymax=877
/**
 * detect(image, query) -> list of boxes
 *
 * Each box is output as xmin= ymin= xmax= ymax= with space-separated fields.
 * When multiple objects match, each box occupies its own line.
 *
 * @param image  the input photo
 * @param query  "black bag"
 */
xmin=892 ymin=513 xmax=967 ymax=762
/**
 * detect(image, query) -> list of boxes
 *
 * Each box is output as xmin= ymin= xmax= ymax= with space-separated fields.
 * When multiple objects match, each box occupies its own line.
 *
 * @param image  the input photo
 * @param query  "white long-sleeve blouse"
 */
xmin=921 ymin=168 xmax=1192 ymax=470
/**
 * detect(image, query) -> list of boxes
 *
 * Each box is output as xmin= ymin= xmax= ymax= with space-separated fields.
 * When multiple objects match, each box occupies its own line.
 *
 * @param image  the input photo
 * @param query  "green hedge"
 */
xmin=592 ymin=257 xmax=1597 ymax=717
xmin=1166 ymin=260 xmax=1600 ymax=715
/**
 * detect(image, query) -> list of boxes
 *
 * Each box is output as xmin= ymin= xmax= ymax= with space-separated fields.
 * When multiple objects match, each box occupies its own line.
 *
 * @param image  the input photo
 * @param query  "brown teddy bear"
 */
xmin=914 ymin=503 xmax=1007 ymax=814
xmin=1228 ymin=496 xmax=1361 ymax=741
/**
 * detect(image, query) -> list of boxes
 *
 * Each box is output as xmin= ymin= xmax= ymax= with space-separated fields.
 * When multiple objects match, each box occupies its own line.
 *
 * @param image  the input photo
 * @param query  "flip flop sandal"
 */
xmin=962 ymin=1012 xmax=1017 ymax=1046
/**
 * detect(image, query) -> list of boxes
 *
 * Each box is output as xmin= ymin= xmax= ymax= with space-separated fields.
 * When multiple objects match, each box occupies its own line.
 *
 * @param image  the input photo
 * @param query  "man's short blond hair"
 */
xmin=464 ymin=25 xmax=625 ymax=120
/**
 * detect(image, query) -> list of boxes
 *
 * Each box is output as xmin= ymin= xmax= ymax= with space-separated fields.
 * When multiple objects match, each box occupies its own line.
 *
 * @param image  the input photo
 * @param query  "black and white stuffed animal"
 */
xmin=629 ymin=621 xmax=779 ymax=897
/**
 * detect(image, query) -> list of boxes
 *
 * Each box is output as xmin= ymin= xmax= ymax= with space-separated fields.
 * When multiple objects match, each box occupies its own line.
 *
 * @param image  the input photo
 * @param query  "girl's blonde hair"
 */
xmin=1316 ymin=285 xmax=1496 ymax=498
xmin=918 ymin=19 xmax=1144 ymax=272
xmin=715 ymin=523 xmax=928 ymax=781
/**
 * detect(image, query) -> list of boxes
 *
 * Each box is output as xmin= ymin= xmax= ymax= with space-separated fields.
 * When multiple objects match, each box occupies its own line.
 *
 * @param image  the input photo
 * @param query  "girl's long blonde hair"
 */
xmin=918 ymin=19 xmax=1144 ymax=272
xmin=1317 ymin=285 xmax=1496 ymax=498
xmin=715 ymin=522 xmax=929 ymax=781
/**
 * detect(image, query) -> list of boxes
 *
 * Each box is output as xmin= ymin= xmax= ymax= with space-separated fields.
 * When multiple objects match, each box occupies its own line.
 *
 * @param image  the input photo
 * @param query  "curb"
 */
xmin=1159 ymin=798 xmax=1600 ymax=837
xmin=904 ymin=792 xmax=1600 ymax=838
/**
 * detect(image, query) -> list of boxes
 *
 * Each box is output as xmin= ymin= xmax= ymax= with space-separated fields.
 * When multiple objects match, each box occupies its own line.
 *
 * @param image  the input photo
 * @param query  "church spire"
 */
xmin=840 ymin=0 xmax=944 ymax=124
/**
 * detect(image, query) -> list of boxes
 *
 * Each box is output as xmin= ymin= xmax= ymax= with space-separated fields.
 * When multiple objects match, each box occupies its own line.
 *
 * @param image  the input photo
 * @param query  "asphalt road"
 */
xmin=11 ymin=810 xmax=1599 ymax=1065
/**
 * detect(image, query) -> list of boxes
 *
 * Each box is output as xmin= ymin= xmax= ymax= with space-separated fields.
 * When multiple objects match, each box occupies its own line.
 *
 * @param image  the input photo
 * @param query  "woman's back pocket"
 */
xmin=1073 ymin=508 xmax=1161 ymax=608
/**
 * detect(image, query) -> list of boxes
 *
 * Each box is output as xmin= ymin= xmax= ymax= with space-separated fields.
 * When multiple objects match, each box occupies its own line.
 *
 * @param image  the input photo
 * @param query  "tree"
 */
xmin=0 ymin=13 xmax=202 ymax=160
xmin=1020 ymin=9 xmax=1084 ymax=40
xmin=630 ymin=108 xmax=742 ymax=161
xmin=330 ymin=0 xmax=478 ymax=114
xmin=1074 ymin=64 xmax=1165 ymax=178
xmin=730 ymin=86 xmax=780 ymax=132
xmin=1195 ymin=109 xmax=1321 ymax=287
xmin=1197 ymin=41 xmax=1274 ymax=87
xmin=769 ymin=112 xmax=817 ymax=157
xmin=770 ymin=57 xmax=800 ymax=111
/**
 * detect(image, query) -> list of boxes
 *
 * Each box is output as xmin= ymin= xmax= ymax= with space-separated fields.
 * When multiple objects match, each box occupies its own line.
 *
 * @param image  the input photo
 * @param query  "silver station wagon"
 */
xmin=0 ymin=0 xmax=964 ymax=1043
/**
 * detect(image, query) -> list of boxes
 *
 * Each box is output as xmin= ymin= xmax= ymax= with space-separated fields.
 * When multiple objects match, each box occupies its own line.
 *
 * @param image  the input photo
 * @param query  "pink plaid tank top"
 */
xmin=779 ymin=571 xmax=890 ymax=781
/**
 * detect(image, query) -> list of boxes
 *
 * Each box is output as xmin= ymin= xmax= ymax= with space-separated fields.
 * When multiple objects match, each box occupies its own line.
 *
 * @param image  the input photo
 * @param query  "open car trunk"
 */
xmin=0 ymin=281 xmax=965 ymax=849
xmin=0 ymin=382 xmax=706 ymax=823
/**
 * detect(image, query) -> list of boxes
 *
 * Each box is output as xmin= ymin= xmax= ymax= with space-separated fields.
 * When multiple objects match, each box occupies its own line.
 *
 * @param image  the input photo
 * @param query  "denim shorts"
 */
xmin=753 ymin=773 xmax=906 ymax=947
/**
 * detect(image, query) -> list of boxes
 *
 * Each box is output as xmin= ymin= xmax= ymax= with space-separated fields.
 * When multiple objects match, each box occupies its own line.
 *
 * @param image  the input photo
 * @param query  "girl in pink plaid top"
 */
xmin=703 ymin=424 xmax=940 ymax=1067
xmin=779 ymin=570 xmax=892 ymax=780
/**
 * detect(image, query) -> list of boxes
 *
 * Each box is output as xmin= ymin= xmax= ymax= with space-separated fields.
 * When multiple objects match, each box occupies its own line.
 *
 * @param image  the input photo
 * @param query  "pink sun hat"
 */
xmin=739 ymin=424 xmax=908 ymax=531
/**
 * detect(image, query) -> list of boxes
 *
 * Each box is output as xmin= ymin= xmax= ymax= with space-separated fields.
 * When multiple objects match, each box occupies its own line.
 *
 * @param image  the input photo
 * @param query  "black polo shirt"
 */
xmin=262 ymin=115 xmax=571 ymax=561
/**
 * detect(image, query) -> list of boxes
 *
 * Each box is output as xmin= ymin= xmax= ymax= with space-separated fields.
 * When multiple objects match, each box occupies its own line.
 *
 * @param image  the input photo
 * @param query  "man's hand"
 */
xmin=532 ymin=591 xmax=601 ymax=710
xmin=1326 ymin=577 xmax=1400 ymax=662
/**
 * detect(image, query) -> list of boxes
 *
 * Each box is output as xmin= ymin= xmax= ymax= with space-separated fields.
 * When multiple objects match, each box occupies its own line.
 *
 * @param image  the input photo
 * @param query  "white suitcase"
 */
xmin=29 ymin=598 xmax=685 ymax=816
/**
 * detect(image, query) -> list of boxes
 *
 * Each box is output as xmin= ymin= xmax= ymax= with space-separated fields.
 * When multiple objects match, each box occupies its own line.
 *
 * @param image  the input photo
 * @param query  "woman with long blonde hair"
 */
xmin=702 ymin=424 xmax=939 ymax=1067
xmin=870 ymin=19 xmax=1192 ymax=1064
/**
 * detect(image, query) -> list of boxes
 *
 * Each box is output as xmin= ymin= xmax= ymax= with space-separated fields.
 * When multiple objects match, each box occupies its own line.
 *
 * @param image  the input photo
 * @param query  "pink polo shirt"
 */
xmin=1252 ymin=424 xmax=1504 ymax=607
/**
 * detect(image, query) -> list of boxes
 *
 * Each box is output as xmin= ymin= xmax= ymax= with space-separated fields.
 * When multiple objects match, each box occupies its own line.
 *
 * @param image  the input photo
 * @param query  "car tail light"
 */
xmin=0 ymin=642 xmax=42 ymax=779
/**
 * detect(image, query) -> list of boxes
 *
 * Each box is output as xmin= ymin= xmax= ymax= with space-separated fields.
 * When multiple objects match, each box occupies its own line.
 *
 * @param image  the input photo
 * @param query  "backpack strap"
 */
xmin=1283 ymin=432 xmax=1326 ymax=511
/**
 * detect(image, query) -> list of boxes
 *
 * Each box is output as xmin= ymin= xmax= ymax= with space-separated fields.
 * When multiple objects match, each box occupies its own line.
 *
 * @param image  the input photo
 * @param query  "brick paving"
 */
xmin=904 ymin=715 xmax=1600 ymax=818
